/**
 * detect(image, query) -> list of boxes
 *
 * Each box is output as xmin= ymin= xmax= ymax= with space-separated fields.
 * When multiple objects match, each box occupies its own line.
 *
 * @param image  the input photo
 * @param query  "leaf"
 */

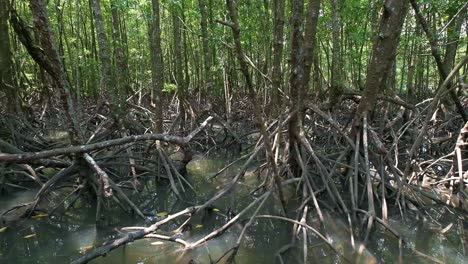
xmin=156 ymin=212 xmax=168 ymax=217
xmin=23 ymin=234 xmax=36 ymax=239
xmin=31 ymin=213 xmax=48 ymax=219
xmin=195 ymin=224 xmax=203 ymax=229
xmin=0 ymin=227 xmax=7 ymax=233
xmin=212 ymin=208 xmax=220 ymax=212
xmin=150 ymin=241 xmax=164 ymax=246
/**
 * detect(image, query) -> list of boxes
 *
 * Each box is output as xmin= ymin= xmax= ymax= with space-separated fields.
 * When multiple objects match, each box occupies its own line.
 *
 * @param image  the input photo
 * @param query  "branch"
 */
xmin=71 ymin=206 xmax=200 ymax=264
xmin=0 ymin=116 xmax=213 ymax=163
xmin=9 ymin=9 xmax=59 ymax=83
xmin=215 ymin=19 xmax=234 ymax=28
xmin=83 ymin=153 xmax=112 ymax=197
xmin=144 ymin=234 xmax=189 ymax=247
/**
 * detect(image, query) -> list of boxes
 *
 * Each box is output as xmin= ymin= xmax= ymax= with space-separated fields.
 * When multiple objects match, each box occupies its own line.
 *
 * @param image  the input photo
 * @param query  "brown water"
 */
xmin=0 ymin=154 xmax=466 ymax=263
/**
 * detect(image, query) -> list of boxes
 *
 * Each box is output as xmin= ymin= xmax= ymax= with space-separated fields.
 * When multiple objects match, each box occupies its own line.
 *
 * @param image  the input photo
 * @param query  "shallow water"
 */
xmin=0 ymin=154 xmax=466 ymax=263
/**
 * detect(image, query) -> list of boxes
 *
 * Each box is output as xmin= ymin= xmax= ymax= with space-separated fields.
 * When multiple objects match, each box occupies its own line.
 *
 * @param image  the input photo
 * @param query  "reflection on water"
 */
xmin=91 ymin=229 xmax=282 ymax=264
xmin=0 ymin=153 xmax=466 ymax=263
xmin=0 ymin=190 xmax=36 ymax=216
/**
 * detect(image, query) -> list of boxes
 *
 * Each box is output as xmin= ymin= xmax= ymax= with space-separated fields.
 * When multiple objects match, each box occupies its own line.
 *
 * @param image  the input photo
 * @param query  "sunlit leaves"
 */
xmin=156 ymin=211 xmax=168 ymax=217
xmin=163 ymin=83 xmax=177 ymax=92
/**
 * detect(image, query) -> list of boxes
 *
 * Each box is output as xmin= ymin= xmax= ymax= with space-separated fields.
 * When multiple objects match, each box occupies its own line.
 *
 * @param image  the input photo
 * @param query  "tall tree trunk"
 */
xmin=92 ymin=0 xmax=114 ymax=98
xmin=198 ymin=0 xmax=212 ymax=97
xmin=288 ymin=0 xmax=321 ymax=120
xmin=442 ymin=5 xmax=465 ymax=87
xmin=172 ymin=7 xmax=186 ymax=130
xmin=110 ymin=0 xmax=130 ymax=97
xmin=270 ymin=0 xmax=285 ymax=115
xmin=0 ymin=1 xmax=19 ymax=113
xmin=288 ymin=0 xmax=321 ymax=174
xmin=329 ymin=0 xmax=342 ymax=108
xmin=351 ymin=0 xmax=409 ymax=132
xmin=88 ymin=0 xmax=98 ymax=61
xmin=302 ymin=0 xmax=321 ymax=93
xmin=182 ymin=9 xmax=190 ymax=98
xmin=288 ymin=0 xmax=305 ymax=175
xmin=149 ymin=0 xmax=164 ymax=133
xmin=406 ymin=29 xmax=419 ymax=99
xmin=21 ymin=0 xmax=81 ymax=142
xmin=289 ymin=0 xmax=305 ymax=118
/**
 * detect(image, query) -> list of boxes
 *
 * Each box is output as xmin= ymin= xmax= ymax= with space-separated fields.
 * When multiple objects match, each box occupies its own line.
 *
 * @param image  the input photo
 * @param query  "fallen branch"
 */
xmin=144 ymin=233 xmax=189 ymax=247
xmin=0 ymin=116 xmax=213 ymax=163
xmin=184 ymin=192 xmax=271 ymax=250
xmin=71 ymin=206 xmax=200 ymax=264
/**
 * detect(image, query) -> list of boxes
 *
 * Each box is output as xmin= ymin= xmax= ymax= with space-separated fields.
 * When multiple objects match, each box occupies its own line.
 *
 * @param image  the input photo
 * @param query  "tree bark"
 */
xmin=198 ymin=0 xmax=212 ymax=97
xmin=302 ymin=0 xmax=321 ymax=95
xmin=351 ymin=0 xmax=409 ymax=133
xmin=288 ymin=0 xmax=321 ymax=174
xmin=20 ymin=1 xmax=81 ymax=143
xmin=270 ymin=0 xmax=285 ymax=115
xmin=172 ymin=6 xmax=186 ymax=130
xmin=329 ymin=0 xmax=342 ymax=108
xmin=441 ymin=5 xmax=465 ymax=87
xmin=0 ymin=1 xmax=19 ymax=113
xmin=149 ymin=0 xmax=164 ymax=133
xmin=110 ymin=0 xmax=130 ymax=98
xmin=92 ymin=0 xmax=114 ymax=97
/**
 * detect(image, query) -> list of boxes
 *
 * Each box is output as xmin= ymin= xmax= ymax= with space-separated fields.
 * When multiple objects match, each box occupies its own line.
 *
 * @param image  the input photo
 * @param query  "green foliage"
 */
xmin=6 ymin=0 xmax=466 ymax=101
xmin=163 ymin=83 xmax=177 ymax=93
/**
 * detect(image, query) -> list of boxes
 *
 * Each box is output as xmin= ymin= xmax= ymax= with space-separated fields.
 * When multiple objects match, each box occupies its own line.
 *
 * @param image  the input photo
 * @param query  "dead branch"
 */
xmin=0 ymin=116 xmax=213 ymax=163
xmin=71 ymin=206 xmax=200 ymax=264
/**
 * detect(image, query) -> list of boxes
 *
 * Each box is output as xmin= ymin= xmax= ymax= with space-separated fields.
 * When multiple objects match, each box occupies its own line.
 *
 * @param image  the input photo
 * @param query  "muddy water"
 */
xmin=0 ymin=154 xmax=466 ymax=263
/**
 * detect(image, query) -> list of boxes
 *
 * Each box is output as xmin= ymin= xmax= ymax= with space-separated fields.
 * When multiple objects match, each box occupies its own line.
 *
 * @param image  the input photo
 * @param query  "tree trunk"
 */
xmin=172 ymin=7 xmax=186 ymax=130
xmin=270 ymin=0 xmax=285 ymax=115
xmin=0 ymin=1 xmax=19 ymax=113
xmin=329 ymin=0 xmax=342 ymax=108
xmin=198 ymin=0 xmax=212 ymax=97
xmin=288 ymin=0 xmax=305 ymax=176
xmin=92 ymin=0 xmax=114 ymax=98
xmin=351 ymin=0 xmax=409 ymax=132
xmin=442 ymin=5 xmax=465 ymax=87
xmin=406 ymin=32 xmax=418 ymax=99
xmin=149 ymin=0 xmax=164 ymax=133
xmin=182 ymin=9 xmax=190 ymax=100
xmin=302 ymin=0 xmax=321 ymax=94
xmin=25 ymin=0 xmax=81 ymax=142
xmin=110 ymin=0 xmax=130 ymax=98
xmin=288 ymin=0 xmax=321 ymax=174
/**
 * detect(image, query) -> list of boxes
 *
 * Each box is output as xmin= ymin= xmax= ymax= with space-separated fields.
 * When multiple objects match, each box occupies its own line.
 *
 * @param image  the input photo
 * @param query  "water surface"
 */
xmin=0 ymin=154 xmax=466 ymax=263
